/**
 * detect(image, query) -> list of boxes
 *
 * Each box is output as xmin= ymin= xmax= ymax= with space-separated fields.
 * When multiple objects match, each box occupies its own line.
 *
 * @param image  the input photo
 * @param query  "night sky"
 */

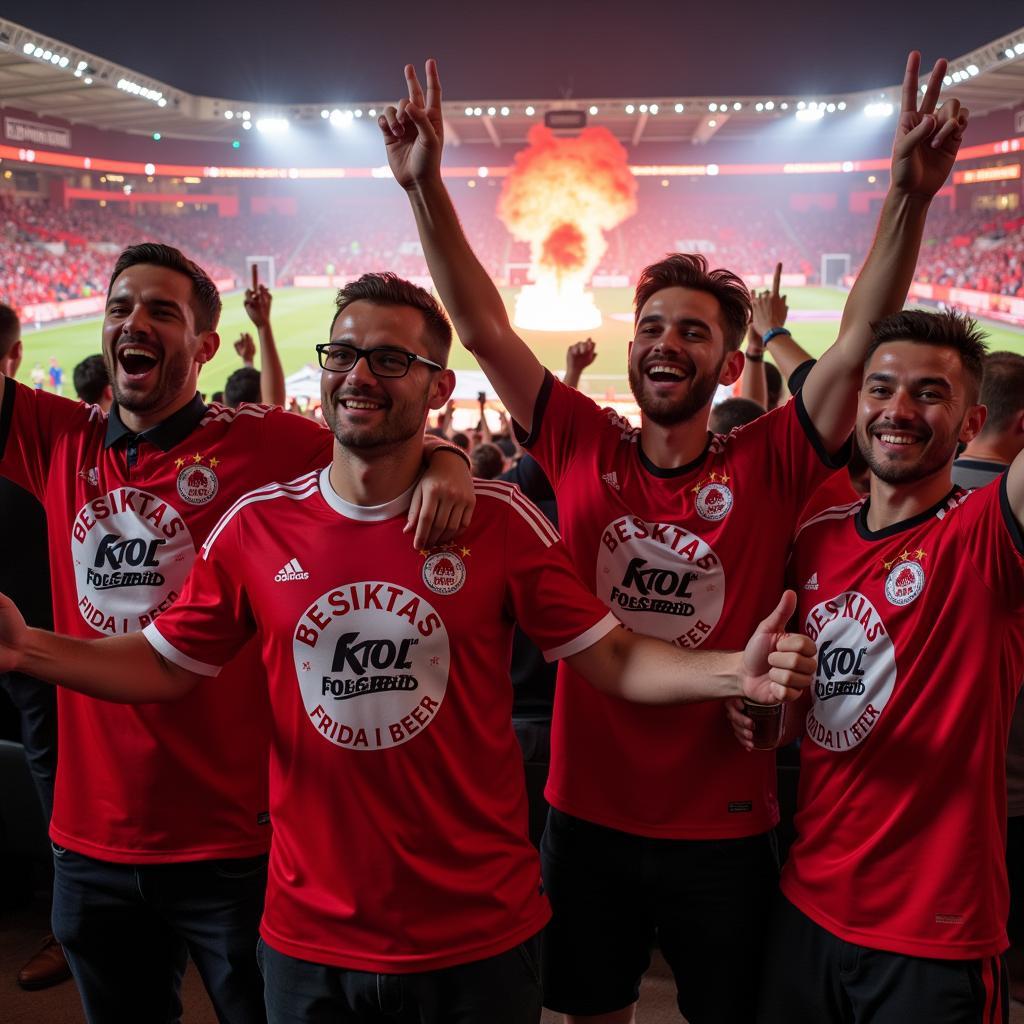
xmin=6 ymin=2 xmax=1020 ymax=103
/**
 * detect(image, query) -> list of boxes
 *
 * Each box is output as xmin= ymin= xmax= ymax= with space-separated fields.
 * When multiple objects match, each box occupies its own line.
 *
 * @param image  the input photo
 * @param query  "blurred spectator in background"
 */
xmin=72 ymin=355 xmax=112 ymax=412
xmin=0 ymin=303 xmax=68 ymax=992
xmin=709 ymin=397 xmax=765 ymax=434
xmin=952 ymin=350 xmax=1024 ymax=1002
xmin=470 ymin=442 xmax=505 ymax=479
xmin=224 ymin=367 xmax=261 ymax=408
xmin=47 ymin=357 xmax=63 ymax=396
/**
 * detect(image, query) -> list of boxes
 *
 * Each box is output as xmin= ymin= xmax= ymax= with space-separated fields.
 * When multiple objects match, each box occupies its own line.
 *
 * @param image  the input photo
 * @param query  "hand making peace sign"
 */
xmin=379 ymin=59 xmax=445 ymax=190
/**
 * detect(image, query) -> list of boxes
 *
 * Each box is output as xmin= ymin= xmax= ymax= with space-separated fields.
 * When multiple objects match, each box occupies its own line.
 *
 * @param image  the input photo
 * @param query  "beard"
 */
xmin=323 ymin=386 xmax=430 ymax=451
xmin=105 ymin=340 xmax=193 ymax=414
xmin=628 ymin=351 xmax=725 ymax=427
xmin=856 ymin=421 xmax=959 ymax=485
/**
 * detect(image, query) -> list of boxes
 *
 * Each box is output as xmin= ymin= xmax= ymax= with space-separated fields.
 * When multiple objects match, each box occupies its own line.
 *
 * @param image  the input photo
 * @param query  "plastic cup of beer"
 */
xmin=741 ymin=699 xmax=784 ymax=750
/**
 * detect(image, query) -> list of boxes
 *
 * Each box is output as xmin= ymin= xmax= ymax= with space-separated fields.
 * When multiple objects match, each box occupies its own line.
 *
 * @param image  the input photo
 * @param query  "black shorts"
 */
xmin=758 ymin=894 xmax=1009 ymax=1024
xmin=539 ymin=807 xmax=778 ymax=1022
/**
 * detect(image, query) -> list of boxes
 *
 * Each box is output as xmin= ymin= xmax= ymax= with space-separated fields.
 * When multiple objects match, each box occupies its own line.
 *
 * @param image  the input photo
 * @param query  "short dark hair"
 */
xmin=978 ymin=352 xmax=1024 ymax=437
xmin=73 ymin=354 xmax=110 ymax=404
xmin=765 ymin=361 xmax=783 ymax=409
xmin=470 ymin=442 xmax=505 ymax=479
xmin=867 ymin=309 xmax=988 ymax=403
xmin=634 ymin=254 xmax=752 ymax=351
xmin=0 ymin=302 xmax=20 ymax=360
xmin=450 ymin=431 xmax=470 ymax=451
xmin=224 ymin=366 xmax=261 ymax=408
xmin=331 ymin=272 xmax=452 ymax=365
xmin=709 ymin=397 xmax=765 ymax=434
xmin=108 ymin=243 xmax=222 ymax=333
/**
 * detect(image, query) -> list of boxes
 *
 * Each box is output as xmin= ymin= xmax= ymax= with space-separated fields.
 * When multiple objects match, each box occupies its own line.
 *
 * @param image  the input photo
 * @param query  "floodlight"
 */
xmin=649 ymin=104 xmax=659 ymax=114
xmin=465 ymin=106 xmax=473 ymax=116
xmin=674 ymin=103 xmax=684 ymax=112
xmin=780 ymin=102 xmax=788 ymax=110
xmin=796 ymin=107 xmax=824 ymax=122
xmin=525 ymin=106 xmax=535 ymax=115
xmin=473 ymin=107 xmax=482 ymax=116
xmin=152 ymin=132 xmax=161 ymax=141
xmin=706 ymin=163 xmax=719 ymax=176
xmin=320 ymin=109 xmax=329 ymax=118
xmin=625 ymin=104 xmax=635 ymax=114
xmin=59 ymin=56 xmax=69 ymax=67
xmin=837 ymin=101 xmax=846 ymax=110
xmin=42 ymin=50 xmax=51 ymax=60
xmin=225 ymin=111 xmax=234 ymax=119
xmin=708 ymin=102 xmax=717 ymax=111
xmin=639 ymin=103 xmax=648 ymax=113
xmin=157 ymin=99 xmax=166 ymax=107
xmin=826 ymin=102 xmax=836 ymax=112
xmin=144 ymin=162 xmax=155 ymax=175
xmin=755 ymin=102 xmax=764 ymax=111
xmin=22 ymin=42 xmax=34 ymax=54
xmin=1017 ymin=43 xmax=1024 ymax=54
xmin=864 ymin=102 xmax=893 ymax=118
xmin=500 ymin=106 xmax=510 ymax=116
xmin=355 ymin=109 xmax=363 ymax=117
xmin=77 ymin=60 xmax=87 ymax=70
xmin=765 ymin=100 xmax=775 ymax=110
xmin=478 ymin=166 xmax=488 ymax=177
xmin=368 ymin=109 xmax=377 ymax=117
xmin=256 ymin=118 xmax=288 ymax=134
xmin=708 ymin=119 xmax=717 ymax=127
xmin=967 ymin=64 xmax=979 ymax=76
xmin=589 ymin=105 xmax=598 ymax=115
xmin=84 ymin=77 xmax=92 ymax=85
xmin=842 ymin=161 xmax=853 ymax=172
xmin=797 ymin=101 xmax=806 ymax=110
xmin=733 ymin=101 xmax=741 ymax=110
xmin=487 ymin=106 xmax=496 ymax=115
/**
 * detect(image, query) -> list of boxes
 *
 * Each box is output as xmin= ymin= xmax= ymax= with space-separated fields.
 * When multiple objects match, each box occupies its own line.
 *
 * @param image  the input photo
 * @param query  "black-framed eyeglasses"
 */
xmin=315 ymin=342 xmax=444 ymax=378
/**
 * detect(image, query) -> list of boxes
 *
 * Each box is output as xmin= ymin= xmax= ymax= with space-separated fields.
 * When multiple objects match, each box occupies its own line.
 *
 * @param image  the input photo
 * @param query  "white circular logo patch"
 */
xmin=176 ymin=464 xmax=219 ymax=505
xmin=597 ymin=516 xmax=724 ymax=648
xmin=884 ymin=560 xmax=926 ymax=606
xmin=803 ymin=591 xmax=897 ymax=751
xmin=292 ymin=581 xmax=450 ymax=750
xmin=71 ymin=487 xmax=195 ymax=635
xmin=695 ymin=482 xmax=734 ymax=521
xmin=422 ymin=551 xmax=466 ymax=595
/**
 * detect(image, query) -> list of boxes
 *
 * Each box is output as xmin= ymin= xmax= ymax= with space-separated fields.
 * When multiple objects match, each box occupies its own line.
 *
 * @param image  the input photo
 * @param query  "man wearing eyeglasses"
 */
xmin=0 ymin=246 xmax=473 ymax=1023
xmin=0 ymin=271 xmax=819 ymax=1024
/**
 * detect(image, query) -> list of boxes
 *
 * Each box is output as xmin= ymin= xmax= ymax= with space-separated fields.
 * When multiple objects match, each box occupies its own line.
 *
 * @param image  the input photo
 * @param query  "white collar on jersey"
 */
xmin=318 ymin=465 xmax=416 ymax=521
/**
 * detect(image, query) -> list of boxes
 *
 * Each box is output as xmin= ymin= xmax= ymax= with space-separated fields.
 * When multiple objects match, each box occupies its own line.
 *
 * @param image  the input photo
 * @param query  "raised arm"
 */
xmin=379 ymin=60 xmax=546 ymax=431
xmin=564 ymin=338 xmax=596 ymax=391
xmin=0 ymin=593 xmax=201 ymax=703
xmin=567 ymin=591 xmax=816 ymax=706
xmin=801 ymin=51 xmax=968 ymax=450
xmin=243 ymin=274 xmax=286 ymax=407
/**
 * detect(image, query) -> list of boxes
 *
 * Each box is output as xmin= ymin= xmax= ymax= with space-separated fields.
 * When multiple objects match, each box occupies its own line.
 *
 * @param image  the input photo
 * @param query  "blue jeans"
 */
xmin=256 ymin=934 xmax=543 ymax=1024
xmin=52 ymin=845 xmax=267 ymax=1024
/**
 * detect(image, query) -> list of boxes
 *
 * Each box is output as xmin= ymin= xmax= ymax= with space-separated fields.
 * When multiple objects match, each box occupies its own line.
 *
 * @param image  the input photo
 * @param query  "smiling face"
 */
xmin=627 ymin=286 xmax=743 ymax=427
xmin=102 ymin=264 xmax=218 ymax=423
xmin=320 ymin=300 xmax=454 ymax=451
xmin=856 ymin=340 xmax=985 ymax=486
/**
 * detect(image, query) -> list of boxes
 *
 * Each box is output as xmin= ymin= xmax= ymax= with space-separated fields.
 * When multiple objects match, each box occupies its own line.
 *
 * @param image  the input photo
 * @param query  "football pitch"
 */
xmin=17 ymin=286 xmax=1024 ymax=398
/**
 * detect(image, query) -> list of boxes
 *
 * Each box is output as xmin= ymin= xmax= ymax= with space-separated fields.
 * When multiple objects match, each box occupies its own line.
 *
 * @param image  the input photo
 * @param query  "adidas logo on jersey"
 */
xmin=275 ymin=558 xmax=310 ymax=582
xmin=803 ymin=572 xmax=819 ymax=591
xmin=602 ymin=471 xmax=620 ymax=491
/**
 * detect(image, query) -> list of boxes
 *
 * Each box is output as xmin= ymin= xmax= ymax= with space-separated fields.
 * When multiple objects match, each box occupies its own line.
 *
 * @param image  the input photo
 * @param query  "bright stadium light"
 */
xmin=1007 ymin=48 xmax=1017 ymax=59
xmin=487 ymin=106 xmax=496 ymax=116
xmin=732 ymin=101 xmax=742 ymax=110
xmin=649 ymin=103 xmax=659 ymax=114
xmin=625 ymin=104 xmax=635 ymax=114
xmin=708 ymin=119 xmax=717 ymax=127
xmin=765 ymin=100 xmax=775 ymax=110
xmin=1017 ymin=42 xmax=1024 ymax=54
xmin=242 ymin=111 xmax=251 ymax=120
xmin=708 ymin=102 xmax=718 ymax=111
xmin=589 ymin=105 xmax=598 ymax=115
xmin=77 ymin=60 xmax=88 ymax=70
xmin=797 ymin=101 xmax=806 ymax=110
xmin=780 ymin=102 xmax=788 ymax=110
xmin=796 ymin=107 xmax=824 ymax=122
xmin=838 ymin=101 xmax=846 ymax=110
xmin=706 ymin=163 xmax=719 ymax=175
xmin=473 ymin=107 xmax=482 ymax=116
xmin=354 ymin=109 xmax=363 ymax=117
xmin=826 ymin=102 xmax=836 ymax=112
xmin=500 ymin=106 xmax=510 ymax=116
xmin=464 ymin=106 xmax=473 ymax=116
xmin=478 ymin=166 xmax=488 ymax=177
xmin=639 ymin=103 xmax=648 ymax=113
xmin=864 ymin=101 xmax=893 ymax=118
xmin=22 ymin=42 xmax=34 ymax=54
xmin=33 ymin=47 xmax=43 ymax=57
xmin=225 ymin=111 xmax=234 ymax=119
xmin=755 ymin=102 xmax=764 ymax=111
xmin=967 ymin=64 xmax=979 ymax=76
xmin=320 ymin=109 xmax=329 ymax=118
xmin=674 ymin=102 xmax=684 ymax=112
xmin=525 ymin=105 xmax=535 ymax=115
xmin=256 ymin=117 xmax=289 ymax=134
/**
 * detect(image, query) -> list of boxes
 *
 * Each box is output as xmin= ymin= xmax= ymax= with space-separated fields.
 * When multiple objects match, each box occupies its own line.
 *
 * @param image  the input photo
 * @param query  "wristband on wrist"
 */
xmin=762 ymin=327 xmax=791 ymax=346
xmin=745 ymin=351 xmax=764 ymax=362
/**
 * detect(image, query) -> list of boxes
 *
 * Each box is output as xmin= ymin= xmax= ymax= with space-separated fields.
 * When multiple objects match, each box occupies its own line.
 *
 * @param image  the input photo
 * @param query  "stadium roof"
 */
xmin=1 ymin=16 xmax=1023 ymax=149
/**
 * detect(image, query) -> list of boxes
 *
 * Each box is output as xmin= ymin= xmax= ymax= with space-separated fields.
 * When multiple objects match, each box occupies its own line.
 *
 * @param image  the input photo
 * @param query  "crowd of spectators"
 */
xmin=1 ymin=187 xmax=1022 ymax=315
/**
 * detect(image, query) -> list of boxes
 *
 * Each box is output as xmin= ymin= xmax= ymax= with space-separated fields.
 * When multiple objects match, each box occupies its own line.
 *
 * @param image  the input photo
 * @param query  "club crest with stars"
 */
xmin=420 ymin=545 xmax=470 ymax=596
xmin=175 ymin=453 xmax=220 ymax=506
xmin=693 ymin=471 xmax=733 ymax=522
xmin=882 ymin=547 xmax=928 ymax=607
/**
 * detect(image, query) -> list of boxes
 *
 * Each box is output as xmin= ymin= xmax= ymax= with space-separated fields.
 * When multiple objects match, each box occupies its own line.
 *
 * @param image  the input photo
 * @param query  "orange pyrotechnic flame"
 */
xmin=498 ymin=125 xmax=638 ymax=331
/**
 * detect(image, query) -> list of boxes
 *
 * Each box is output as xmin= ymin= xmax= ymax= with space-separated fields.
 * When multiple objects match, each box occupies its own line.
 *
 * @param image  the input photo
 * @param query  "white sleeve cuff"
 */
xmin=543 ymin=611 xmax=620 ymax=663
xmin=143 ymin=623 xmax=222 ymax=678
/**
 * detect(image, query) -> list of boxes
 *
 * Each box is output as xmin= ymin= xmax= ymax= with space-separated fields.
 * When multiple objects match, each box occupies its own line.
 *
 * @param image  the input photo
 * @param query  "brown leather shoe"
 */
xmin=17 ymin=934 xmax=71 ymax=991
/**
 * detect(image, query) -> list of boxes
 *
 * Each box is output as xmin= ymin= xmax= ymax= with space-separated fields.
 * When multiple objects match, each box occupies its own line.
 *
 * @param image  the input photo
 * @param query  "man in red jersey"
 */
xmin=0 ymin=244 xmax=473 ymax=1023
xmin=0 ymin=272 xmax=817 ymax=1024
xmin=378 ymin=53 xmax=968 ymax=1023
xmin=731 ymin=310 xmax=1023 ymax=1023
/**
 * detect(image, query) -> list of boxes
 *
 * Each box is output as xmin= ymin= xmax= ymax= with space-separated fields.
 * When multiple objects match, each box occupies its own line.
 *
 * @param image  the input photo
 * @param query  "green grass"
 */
xmin=17 ymin=286 xmax=1024 ymax=396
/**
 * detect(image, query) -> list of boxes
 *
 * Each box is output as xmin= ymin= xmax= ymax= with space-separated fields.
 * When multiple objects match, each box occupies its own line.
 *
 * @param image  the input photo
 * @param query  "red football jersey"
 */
xmin=0 ymin=381 xmax=332 ymax=861
xmin=784 ymin=479 xmax=1024 ymax=958
xmin=144 ymin=471 xmax=617 ymax=971
xmin=521 ymin=373 xmax=845 ymax=838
